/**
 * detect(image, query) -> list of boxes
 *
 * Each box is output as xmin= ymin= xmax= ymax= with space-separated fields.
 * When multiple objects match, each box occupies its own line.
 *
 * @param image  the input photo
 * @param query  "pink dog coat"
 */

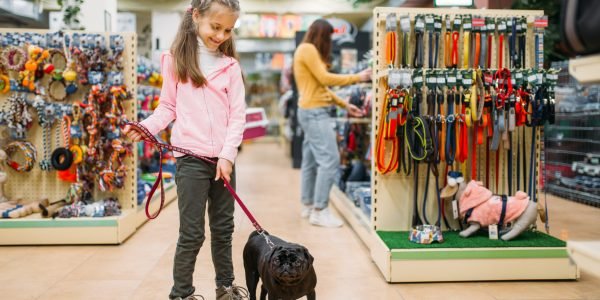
xmin=459 ymin=180 xmax=530 ymax=227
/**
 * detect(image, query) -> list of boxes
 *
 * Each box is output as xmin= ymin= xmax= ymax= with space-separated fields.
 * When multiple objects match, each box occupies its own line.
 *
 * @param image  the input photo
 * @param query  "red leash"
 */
xmin=126 ymin=122 xmax=266 ymax=235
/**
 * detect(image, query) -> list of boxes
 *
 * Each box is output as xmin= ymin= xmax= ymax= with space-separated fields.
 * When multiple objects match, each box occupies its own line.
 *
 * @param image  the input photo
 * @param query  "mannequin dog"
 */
xmin=243 ymin=231 xmax=316 ymax=300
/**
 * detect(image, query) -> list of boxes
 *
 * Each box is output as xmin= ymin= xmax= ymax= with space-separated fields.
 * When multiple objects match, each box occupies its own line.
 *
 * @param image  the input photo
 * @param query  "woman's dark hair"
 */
xmin=302 ymin=19 xmax=334 ymax=64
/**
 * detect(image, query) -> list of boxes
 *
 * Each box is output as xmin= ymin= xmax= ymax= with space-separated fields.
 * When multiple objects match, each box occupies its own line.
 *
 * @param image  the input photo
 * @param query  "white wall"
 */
xmin=80 ymin=0 xmax=118 ymax=32
xmin=151 ymin=11 xmax=182 ymax=62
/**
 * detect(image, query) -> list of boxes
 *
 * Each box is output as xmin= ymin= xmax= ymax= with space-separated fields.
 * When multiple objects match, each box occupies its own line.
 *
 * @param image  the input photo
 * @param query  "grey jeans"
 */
xmin=169 ymin=156 xmax=235 ymax=299
xmin=297 ymin=107 xmax=340 ymax=210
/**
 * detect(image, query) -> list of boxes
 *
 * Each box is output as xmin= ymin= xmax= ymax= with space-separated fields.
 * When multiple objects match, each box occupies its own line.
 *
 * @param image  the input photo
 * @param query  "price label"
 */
xmin=435 ymin=22 xmax=442 ymax=29
xmin=511 ymin=78 xmax=516 ymax=85
xmin=498 ymin=23 xmax=507 ymax=31
xmin=426 ymin=16 xmax=434 ymax=24
xmin=416 ymin=19 xmax=425 ymax=29
xmin=437 ymin=77 xmax=445 ymax=84
xmin=464 ymin=23 xmax=472 ymax=30
xmin=447 ymin=76 xmax=457 ymax=83
xmin=452 ymin=200 xmax=459 ymax=219
xmin=528 ymin=74 xmax=537 ymax=82
xmin=472 ymin=18 xmax=484 ymax=27
xmin=536 ymin=73 xmax=544 ymax=83
xmin=427 ymin=77 xmax=437 ymax=84
xmin=489 ymin=224 xmax=499 ymax=240
xmin=414 ymin=76 xmax=423 ymax=83
xmin=515 ymin=72 xmax=523 ymax=79
xmin=463 ymin=78 xmax=473 ymax=85
xmin=454 ymin=18 xmax=462 ymax=26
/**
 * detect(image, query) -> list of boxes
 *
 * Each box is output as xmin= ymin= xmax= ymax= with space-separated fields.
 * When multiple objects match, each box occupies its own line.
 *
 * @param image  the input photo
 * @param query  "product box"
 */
xmin=243 ymin=107 xmax=269 ymax=140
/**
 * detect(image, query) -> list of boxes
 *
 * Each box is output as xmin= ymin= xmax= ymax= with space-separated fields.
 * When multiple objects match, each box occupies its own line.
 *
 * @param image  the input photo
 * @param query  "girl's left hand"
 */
xmin=215 ymin=158 xmax=233 ymax=182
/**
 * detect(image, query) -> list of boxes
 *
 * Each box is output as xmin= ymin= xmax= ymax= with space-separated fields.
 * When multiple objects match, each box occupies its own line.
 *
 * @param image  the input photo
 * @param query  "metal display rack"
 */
xmin=350 ymin=7 xmax=579 ymax=282
xmin=0 ymin=29 xmax=177 ymax=245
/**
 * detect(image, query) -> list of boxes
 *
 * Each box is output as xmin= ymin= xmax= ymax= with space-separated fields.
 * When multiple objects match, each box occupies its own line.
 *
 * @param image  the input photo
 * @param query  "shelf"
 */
xmin=0 ymin=184 xmax=179 ymax=245
xmin=329 ymin=185 xmax=375 ymax=249
xmin=334 ymin=117 xmax=372 ymax=124
xmin=371 ymin=230 xmax=579 ymax=282
xmin=569 ymin=54 xmax=600 ymax=84
xmin=546 ymin=183 xmax=600 ymax=207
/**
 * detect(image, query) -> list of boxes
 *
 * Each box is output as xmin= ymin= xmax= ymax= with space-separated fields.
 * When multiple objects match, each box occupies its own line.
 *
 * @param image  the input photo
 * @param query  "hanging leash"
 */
xmin=125 ymin=122 xmax=274 ymax=249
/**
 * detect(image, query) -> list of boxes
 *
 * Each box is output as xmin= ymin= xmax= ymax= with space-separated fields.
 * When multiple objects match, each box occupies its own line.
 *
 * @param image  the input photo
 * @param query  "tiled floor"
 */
xmin=1 ymin=142 xmax=599 ymax=300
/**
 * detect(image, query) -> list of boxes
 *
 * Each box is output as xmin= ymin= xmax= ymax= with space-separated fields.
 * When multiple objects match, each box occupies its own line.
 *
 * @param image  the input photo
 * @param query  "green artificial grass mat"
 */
xmin=377 ymin=230 xmax=566 ymax=250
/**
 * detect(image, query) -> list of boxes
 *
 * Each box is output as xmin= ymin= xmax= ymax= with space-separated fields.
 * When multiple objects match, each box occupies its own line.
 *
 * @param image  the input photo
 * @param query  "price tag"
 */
xmin=426 ymin=16 xmax=434 ymax=25
xmin=527 ymin=74 xmax=537 ymax=83
xmin=413 ymin=76 xmax=423 ymax=84
xmin=437 ymin=76 xmax=445 ymax=84
xmin=516 ymin=23 xmax=522 ymax=31
xmin=435 ymin=22 xmax=442 ymax=29
xmin=489 ymin=224 xmax=499 ymax=240
xmin=454 ymin=18 xmax=462 ymax=26
xmin=447 ymin=76 xmax=457 ymax=84
xmin=427 ymin=77 xmax=437 ymax=84
xmin=498 ymin=23 xmax=507 ymax=31
xmin=507 ymin=19 xmax=513 ymax=27
xmin=463 ymin=23 xmax=472 ymax=30
xmin=515 ymin=72 xmax=523 ymax=79
xmin=472 ymin=18 xmax=484 ymax=27
xmin=463 ymin=78 xmax=473 ymax=85
xmin=452 ymin=200 xmax=459 ymax=219
xmin=484 ymin=73 xmax=493 ymax=84
xmin=416 ymin=19 xmax=425 ymax=29
xmin=536 ymin=73 xmax=544 ymax=83
xmin=511 ymin=78 xmax=516 ymax=85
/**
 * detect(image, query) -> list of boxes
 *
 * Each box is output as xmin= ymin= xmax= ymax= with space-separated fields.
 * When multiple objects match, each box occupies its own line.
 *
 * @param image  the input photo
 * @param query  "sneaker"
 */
xmin=216 ymin=284 xmax=249 ymax=300
xmin=301 ymin=204 xmax=313 ymax=219
xmin=309 ymin=208 xmax=344 ymax=227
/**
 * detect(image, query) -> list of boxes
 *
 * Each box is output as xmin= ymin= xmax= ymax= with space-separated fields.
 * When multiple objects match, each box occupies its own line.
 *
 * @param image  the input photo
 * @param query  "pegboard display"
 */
xmin=0 ymin=29 xmax=137 ymax=218
xmin=370 ymin=8 xmax=551 ymax=233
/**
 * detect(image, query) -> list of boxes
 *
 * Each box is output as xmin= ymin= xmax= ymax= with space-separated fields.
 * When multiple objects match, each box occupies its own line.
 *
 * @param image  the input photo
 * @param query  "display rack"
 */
xmin=365 ymin=7 xmax=578 ymax=282
xmin=0 ymin=29 xmax=177 ymax=245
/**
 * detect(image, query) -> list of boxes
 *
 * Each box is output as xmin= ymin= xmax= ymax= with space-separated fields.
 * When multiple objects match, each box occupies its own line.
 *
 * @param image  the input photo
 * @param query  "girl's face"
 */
xmin=193 ymin=3 xmax=238 ymax=51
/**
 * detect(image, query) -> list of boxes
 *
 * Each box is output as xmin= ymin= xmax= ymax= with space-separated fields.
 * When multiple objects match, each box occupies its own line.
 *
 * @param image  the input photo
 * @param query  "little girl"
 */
xmin=123 ymin=1 xmax=247 ymax=299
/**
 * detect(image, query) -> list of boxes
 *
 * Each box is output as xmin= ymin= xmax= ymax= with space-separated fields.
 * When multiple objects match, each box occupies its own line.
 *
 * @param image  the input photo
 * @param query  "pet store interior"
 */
xmin=0 ymin=0 xmax=599 ymax=299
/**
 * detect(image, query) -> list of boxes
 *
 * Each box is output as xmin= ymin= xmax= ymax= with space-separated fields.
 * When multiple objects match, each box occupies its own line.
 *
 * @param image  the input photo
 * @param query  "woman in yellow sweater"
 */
xmin=293 ymin=19 xmax=371 ymax=228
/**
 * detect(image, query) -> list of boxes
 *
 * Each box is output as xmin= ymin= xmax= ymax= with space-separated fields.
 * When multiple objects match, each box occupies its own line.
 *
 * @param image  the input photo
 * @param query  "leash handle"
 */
xmin=125 ymin=122 xmax=265 ymax=233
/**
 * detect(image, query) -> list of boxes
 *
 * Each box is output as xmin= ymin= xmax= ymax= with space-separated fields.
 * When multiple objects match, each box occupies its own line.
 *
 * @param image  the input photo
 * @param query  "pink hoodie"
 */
xmin=459 ymin=180 xmax=530 ymax=227
xmin=140 ymin=52 xmax=246 ymax=163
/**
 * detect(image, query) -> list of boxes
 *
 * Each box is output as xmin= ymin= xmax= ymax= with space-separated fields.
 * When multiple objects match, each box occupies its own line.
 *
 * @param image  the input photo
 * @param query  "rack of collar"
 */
xmin=365 ymin=7 xmax=578 ymax=283
xmin=0 ymin=29 xmax=136 ymax=221
xmin=372 ymin=9 xmax=556 ymax=242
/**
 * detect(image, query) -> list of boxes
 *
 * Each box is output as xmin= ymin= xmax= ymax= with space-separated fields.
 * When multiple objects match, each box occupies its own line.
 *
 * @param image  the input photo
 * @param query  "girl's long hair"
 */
xmin=302 ymin=19 xmax=334 ymax=64
xmin=171 ymin=0 xmax=240 ymax=87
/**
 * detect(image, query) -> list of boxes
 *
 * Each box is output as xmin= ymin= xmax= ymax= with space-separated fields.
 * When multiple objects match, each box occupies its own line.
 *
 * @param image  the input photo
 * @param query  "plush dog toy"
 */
xmin=243 ymin=231 xmax=316 ymax=300
xmin=455 ymin=180 xmax=539 ymax=241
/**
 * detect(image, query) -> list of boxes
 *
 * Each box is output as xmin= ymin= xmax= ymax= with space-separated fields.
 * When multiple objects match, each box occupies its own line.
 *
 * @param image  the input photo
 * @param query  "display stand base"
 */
xmin=371 ymin=231 xmax=579 ymax=282
xmin=567 ymin=241 xmax=600 ymax=278
xmin=0 ymin=184 xmax=178 ymax=245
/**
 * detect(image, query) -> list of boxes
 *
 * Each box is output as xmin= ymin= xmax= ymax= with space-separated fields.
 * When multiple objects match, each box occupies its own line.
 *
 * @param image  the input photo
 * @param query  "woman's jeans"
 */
xmin=297 ymin=107 xmax=340 ymax=210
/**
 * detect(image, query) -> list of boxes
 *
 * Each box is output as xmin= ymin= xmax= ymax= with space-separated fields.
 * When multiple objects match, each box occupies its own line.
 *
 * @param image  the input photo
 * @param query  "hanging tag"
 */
xmin=472 ymin=17 xmax=484 ymax=28
xmin=498 ymin=19 xmax=507 ymax=31
xmin=489 ymin=224 xmax=499 ymax=240
xmin=386 ymin=13 xmax=397 ymax=32
xmin=509 ymin=107 xmax=516 ymax=131
xmin=400 ymin=15 xmax=411 ymax=32
xmin=434 ymin=16 xmax=442 ymax=31
xmin=416 ymin=17 xmax=425 ymax=30
xmin=452 ymin=200 xmax=459 ymax=219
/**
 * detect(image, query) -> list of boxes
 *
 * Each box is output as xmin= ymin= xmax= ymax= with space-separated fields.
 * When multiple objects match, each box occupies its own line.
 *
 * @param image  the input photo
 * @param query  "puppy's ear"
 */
xmin=302 ymin=246 xmax=314 ymax=265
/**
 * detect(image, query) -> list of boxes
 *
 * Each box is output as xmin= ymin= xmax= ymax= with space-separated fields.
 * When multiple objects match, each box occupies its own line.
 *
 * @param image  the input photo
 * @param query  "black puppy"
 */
xmin=243 ymin=231 xmax=316 ymax=300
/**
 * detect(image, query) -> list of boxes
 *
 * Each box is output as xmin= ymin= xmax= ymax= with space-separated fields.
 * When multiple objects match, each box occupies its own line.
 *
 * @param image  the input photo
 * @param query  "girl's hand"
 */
xmin=215 ymin=158 xmax=233 ymax=182
xmin=123 ymin=125 xmax=147 ymax=142
xmin=347 ymin=104 xmax=364 ymax=118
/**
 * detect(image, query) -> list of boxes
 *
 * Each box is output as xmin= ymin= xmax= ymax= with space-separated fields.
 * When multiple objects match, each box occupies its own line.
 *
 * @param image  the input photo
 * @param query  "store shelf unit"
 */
xmin=367 ymin=7 xmax=578 ymax=282
xmin=0 ymin=29 xmax=177 ymax=245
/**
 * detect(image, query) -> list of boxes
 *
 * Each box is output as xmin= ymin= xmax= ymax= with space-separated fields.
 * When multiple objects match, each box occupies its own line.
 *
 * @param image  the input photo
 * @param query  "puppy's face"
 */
xmin=267 ymin=245 xmax=314 ymax=284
